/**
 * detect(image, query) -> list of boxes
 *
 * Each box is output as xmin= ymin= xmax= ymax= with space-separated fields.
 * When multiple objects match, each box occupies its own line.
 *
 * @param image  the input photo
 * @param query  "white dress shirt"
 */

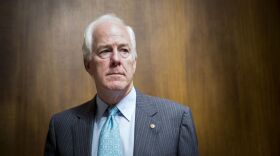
xmin=91 ymin=87 xmax=136 ymax=156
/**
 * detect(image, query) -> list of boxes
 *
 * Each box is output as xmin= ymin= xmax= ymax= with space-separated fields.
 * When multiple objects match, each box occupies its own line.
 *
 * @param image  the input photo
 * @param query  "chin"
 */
xmin=104 ymin=81 xmax=131 ymax=91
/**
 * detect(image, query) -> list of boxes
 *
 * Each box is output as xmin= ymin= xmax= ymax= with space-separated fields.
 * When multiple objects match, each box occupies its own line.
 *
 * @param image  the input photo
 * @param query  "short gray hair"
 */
xmin=82 ymin=14 xmax=137 ymax=61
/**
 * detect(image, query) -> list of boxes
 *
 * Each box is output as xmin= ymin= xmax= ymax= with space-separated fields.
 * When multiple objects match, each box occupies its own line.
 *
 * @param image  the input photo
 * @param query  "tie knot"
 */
xmin=108 ymin=106 xmax=119 ymax=116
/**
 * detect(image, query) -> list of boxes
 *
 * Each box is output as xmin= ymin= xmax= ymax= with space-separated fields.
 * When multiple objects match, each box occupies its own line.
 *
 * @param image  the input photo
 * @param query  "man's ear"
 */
xmin=133 ymin=59 xmax=137 ymax=72
xmin=84 ymin=59 xmax=90 ymax=71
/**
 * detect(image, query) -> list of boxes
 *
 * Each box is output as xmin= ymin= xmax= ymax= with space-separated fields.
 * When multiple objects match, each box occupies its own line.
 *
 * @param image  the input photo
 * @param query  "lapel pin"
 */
xmin=150 ymin=123 xmax=156 ymax=129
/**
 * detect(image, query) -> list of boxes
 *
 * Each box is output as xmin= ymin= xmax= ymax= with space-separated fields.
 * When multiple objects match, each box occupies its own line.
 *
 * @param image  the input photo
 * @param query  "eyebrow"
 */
xmin=96 ymin=44 xmax=130 ymax=50
xmin=96 ymin=45 xmax=111 ymax=50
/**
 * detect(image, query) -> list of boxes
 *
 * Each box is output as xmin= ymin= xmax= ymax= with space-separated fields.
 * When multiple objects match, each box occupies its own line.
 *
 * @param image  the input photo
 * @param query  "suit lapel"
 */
xmin=72 ymin=98 xmax=97 ymax=156
xmin=70 ymin=91 xmax=161 ymax=156
xmin=134 ymin=90 xmax=161 ymax=156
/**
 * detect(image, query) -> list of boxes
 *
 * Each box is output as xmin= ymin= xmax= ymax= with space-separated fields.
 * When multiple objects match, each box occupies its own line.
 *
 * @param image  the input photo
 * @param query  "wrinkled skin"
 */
xmin=85 ymin=21 xmax=136 ymax=105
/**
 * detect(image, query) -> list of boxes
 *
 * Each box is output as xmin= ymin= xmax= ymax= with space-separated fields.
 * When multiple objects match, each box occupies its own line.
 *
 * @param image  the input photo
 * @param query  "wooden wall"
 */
xmin=1 ymin=0 xmax=279 ymax=155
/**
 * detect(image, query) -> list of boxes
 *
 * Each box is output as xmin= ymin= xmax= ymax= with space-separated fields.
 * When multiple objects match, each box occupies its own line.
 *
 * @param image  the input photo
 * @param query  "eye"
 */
xmin=119 ymin=47 xmax=131 ymax=58
xmin=99 ymin=49 xmax=110 ymax=54
xmin=97 ymin=49 xmax=111 ymax=59
xmin=120 ymin=48 xmax=129 ymax=53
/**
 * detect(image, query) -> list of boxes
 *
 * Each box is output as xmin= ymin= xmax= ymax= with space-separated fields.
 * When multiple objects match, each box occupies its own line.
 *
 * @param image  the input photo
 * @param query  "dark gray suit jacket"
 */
xmin=45 ymin=90 xmax=198 ymax=156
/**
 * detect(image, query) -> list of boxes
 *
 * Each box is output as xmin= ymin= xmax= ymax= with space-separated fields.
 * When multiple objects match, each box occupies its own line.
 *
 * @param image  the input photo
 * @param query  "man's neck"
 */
xmin=97 ymin=85 xmax=133 ymax=106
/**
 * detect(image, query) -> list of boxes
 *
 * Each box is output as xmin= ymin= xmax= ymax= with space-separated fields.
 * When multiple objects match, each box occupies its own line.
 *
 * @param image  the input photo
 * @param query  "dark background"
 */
xmin=1 ymin=0 xmax=280 ymax=155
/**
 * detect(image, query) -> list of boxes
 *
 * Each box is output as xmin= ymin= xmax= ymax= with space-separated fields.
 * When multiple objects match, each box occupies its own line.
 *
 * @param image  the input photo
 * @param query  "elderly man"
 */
xmin=45 ymin=14 xmax=198 ymax=156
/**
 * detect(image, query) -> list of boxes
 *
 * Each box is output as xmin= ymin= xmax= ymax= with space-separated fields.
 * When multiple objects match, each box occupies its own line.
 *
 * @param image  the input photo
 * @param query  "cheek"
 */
xmin=90 ymin=59 xmax=108 ymax=77
xmin=126 ymin=60 xmax=136 ymax=75
xmin=96 ymin=64 xmax=108 ymax=78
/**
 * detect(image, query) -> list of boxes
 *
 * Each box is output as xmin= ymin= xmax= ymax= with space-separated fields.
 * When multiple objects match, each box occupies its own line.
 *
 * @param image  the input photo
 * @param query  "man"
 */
xmin=45 ymin=14 xmax=198 ymax=156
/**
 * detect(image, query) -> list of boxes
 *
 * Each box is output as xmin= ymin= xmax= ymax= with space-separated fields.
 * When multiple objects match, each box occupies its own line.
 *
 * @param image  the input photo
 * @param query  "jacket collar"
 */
xmin=134 ymin=89 xmax=161 ymax=156
xmin=72 ymin=89 xmax=161 ymax=156
xmin=72 ymin=97 xmax=96 ymax=156
xmin=135 ymin=89 xmax=158 ymax=116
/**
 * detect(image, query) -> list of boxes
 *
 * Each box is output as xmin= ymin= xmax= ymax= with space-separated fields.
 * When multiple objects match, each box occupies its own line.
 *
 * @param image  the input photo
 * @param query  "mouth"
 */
xmin=106 ymin=72 xmax=125 ymax=76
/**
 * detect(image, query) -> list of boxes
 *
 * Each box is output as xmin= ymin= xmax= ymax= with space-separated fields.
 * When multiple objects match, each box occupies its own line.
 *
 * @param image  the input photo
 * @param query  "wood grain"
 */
xmin=0 ymin=0 xmax=279 ymax=155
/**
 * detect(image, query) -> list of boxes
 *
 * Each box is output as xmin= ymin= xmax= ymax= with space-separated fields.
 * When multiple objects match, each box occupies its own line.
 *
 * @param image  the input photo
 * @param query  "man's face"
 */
xmin=86 ymin=22 xmax=136 ymax=92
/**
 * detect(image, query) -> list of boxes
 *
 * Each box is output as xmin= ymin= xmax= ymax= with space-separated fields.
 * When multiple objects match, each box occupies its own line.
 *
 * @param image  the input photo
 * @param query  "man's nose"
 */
xmin=110 ymin=48 xmax=121 ymax=65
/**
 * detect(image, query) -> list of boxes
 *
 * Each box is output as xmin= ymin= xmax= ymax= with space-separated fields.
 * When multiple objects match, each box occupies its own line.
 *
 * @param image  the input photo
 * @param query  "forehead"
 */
xmin=93 ymin=22 xmax=131 ymax=47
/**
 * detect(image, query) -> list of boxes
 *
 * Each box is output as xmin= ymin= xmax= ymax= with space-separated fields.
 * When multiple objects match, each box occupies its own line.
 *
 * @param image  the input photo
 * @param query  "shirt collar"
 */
xmin=96 ymin=87 xmax=136 ymax=122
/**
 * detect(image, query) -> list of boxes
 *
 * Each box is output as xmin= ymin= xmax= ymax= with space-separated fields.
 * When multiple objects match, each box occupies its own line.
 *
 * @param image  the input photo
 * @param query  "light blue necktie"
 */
xmin=98 ymin=106 xmax=123 ymax=156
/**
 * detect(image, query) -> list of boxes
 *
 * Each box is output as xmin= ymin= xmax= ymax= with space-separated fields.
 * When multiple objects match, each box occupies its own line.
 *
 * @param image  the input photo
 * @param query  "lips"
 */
xmin=106 ymin=72 xmax=125 ymax=76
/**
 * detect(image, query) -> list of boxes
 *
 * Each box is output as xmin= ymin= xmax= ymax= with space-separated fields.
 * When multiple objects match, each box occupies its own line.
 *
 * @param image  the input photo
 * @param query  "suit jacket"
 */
xmin=45 ymin=90 xmax=198 ymax=156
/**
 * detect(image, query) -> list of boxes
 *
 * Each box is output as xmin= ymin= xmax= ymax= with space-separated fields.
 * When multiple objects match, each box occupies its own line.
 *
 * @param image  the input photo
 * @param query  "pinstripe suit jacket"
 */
xmin=45 ymin=90 xmax=198 ymax=156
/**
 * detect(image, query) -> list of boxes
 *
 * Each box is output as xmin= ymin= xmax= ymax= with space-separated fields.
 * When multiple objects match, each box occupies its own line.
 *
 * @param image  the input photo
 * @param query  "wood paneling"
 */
xmin=0 ymin=0 xmax=279 ymax=155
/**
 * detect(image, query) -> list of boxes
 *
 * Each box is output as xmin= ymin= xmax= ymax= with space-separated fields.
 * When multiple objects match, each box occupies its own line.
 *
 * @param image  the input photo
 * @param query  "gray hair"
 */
xmin=82 ymin=14 xmax=137 ymax=61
